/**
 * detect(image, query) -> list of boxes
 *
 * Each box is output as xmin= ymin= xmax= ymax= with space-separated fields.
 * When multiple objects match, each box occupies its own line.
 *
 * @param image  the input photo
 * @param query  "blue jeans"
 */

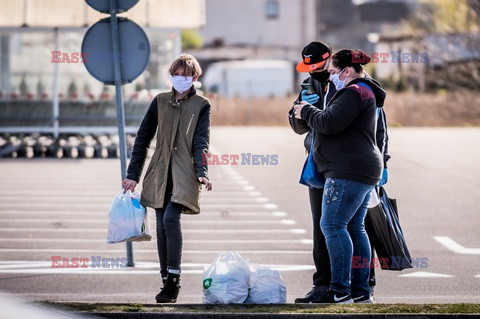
xmin=320 ymin=178 xmax=373 ymax=296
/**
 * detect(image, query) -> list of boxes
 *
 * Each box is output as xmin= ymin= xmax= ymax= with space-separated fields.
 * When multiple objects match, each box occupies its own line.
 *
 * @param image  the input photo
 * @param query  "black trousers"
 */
xmin=155 ymin=167 xmax=183 ymax=278
xmin=308 ymin=187 xmax=376 ymax=287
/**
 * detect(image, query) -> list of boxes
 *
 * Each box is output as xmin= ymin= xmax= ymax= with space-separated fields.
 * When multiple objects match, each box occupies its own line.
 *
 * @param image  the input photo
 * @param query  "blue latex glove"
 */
xmin=379 ymin=168 xmax=388 ymax=187
xmin=301 ymin=89 xmax=320 ymax=105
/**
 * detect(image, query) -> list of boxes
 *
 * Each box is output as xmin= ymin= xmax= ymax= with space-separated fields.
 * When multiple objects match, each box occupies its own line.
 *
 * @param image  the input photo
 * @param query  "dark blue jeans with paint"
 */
xmin=320 ymin=178 xmax=373 ymax=297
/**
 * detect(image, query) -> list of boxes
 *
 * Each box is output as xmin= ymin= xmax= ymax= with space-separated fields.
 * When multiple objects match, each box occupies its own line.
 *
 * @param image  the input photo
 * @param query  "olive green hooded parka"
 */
xmin=126 ymin=89 xmax=210 ymax=214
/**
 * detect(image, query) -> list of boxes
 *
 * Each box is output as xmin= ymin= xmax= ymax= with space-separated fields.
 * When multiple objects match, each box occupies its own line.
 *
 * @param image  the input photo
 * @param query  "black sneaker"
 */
xmin=294 ymin=285 xmax=328 ymax=303
xmin=313 ymin=289 xmax=353 ymax=304
xmin=352 ymin=294 xmax=373 ymax=304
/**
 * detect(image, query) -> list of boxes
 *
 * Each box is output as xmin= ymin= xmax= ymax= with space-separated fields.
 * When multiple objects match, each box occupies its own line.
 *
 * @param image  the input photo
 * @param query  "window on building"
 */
xmin=266 ymin=0 xmax=279 ymax=19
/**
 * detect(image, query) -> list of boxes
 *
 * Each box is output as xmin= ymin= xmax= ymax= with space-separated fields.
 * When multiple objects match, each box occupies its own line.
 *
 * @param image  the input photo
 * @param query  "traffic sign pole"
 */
xmin=83 ymin=0 xmax=149 ymax=268
xmin=52 ymin=28 xmax=60 ymax=139
xmin=108 ymin=0 xmax=134 ymax=267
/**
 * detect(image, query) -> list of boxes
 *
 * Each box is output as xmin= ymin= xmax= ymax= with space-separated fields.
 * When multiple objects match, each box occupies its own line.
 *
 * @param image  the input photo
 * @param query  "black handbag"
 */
xmin=365 ymin=187 xmax=413 ymax=270
xmin=299 ymin=132 xmax=324 ymax=189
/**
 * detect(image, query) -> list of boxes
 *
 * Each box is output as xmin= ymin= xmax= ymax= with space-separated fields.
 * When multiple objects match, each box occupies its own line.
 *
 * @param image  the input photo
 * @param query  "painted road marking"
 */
xmin=0 ymin=261 xmax=315 ymax=275
xmin=433 ymin=236 xmax=480 ymax=255
xmin=0 ymin=196 xmax=271 ymax=204
xmin=1 ymin=202 xmax=277 ymax=209
xmin=0 ymin=249 xmax=311 ymax=254
xmin=0 ymin=210 xmax=287 ymax=217
xmin=0 ymin=238 xmax=312 ymax=244
xmin=398 ymin=271 xmax=454 ymax=278
xmin=0 ymin=227 xmax=307 ymax=235
xmin=0 ymin=219 xmax=295 ymax=225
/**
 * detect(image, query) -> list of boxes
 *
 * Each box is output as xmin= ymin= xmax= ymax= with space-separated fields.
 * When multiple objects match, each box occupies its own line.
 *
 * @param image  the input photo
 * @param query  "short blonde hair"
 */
xmin=169 ymin=54 xmax=202 ymax=77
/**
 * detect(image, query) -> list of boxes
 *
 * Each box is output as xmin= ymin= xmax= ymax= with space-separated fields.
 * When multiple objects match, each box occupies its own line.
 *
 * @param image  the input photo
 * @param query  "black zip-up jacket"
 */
xmin=289 ymin=77 xmax=390 ymax=167
xmin=300 ymin=77 xmax=387 ymax=186
xmin=288 ymin=77 xmax=337 ymax=151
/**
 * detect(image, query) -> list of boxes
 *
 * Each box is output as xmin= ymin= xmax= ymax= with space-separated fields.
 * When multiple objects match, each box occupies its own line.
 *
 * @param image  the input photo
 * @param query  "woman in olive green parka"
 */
xmin=123 ymin=54 xmax=212 ymax=304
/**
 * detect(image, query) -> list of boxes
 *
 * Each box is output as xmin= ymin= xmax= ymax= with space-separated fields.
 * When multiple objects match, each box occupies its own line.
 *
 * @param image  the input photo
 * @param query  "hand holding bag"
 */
xmin=107 ymin=190 xmax=151 ymax=243
xmin=299 ymin=132 xmax=325 ymax=188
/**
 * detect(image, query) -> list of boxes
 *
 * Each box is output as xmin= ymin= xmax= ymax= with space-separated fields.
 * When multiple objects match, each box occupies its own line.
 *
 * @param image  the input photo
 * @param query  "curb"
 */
xmin=38 ymin=303 xmax=480 ymax=319
xmin=84 ymin=314 xmax=480 ymax=319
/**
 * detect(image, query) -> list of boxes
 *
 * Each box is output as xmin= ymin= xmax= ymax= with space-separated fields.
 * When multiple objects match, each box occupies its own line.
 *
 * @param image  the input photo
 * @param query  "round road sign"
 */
xmin=81 ymin=17 xmax=150 ymax=84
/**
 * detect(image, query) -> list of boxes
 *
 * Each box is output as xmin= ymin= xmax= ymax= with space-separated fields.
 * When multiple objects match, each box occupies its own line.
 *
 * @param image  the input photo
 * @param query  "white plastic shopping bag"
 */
xmin=107 ymin=190 xmax=151 ymax=243
xmin=367 ymin=188 xmax=381 ymax=208
xmin=245 ymin=262 xmax=287 ymax=304
xmin=202 ymin=251 xmax=250 ymax=304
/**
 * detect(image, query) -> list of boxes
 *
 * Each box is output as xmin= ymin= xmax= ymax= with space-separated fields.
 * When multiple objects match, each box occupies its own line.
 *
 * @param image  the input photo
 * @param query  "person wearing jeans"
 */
xmin=321 ymin=178 xmax=373 ymax=299
xmin=293 ymin=49 xmax=386 ymax=303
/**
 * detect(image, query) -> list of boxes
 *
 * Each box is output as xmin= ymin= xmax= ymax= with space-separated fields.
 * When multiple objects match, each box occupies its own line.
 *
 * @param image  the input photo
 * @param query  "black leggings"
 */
xmin=156 ymin=202 xmax=183 ymax=278
xmin=155 ymin=168 xmax=183 ymax=278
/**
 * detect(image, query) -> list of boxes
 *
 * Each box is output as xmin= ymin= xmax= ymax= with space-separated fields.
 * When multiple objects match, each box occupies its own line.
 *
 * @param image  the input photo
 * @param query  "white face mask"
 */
xmin=329 ymin=68 xmax=347 ymax=91
xmin=171 ymin=75 xmax=193 ymax=94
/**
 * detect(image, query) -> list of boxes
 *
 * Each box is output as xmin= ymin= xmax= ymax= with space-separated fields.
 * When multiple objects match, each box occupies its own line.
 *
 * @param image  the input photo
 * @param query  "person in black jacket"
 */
xmin=293 ymin=49 xmax=387 ymax=304
xmin=288 ymin=41 xmax=337 ymax=303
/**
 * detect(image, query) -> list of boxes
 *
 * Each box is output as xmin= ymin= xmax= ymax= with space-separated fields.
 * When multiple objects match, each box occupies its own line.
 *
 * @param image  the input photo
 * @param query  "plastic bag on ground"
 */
xmin=245 ymin=261 xmax=287 ymax=304
xmin=202 ymin=251 xmax=250 ymax=304
xmin=107 ymin=190 xmax=151 ymax=243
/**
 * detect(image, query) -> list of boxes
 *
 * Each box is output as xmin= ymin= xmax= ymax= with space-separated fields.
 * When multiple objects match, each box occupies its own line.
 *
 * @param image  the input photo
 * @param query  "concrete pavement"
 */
xmin=0 ymin=127 xmax=479 ymax=305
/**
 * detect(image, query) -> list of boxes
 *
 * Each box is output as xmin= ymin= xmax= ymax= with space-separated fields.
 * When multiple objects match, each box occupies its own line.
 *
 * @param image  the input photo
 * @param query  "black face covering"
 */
xmin=310 ymin=70 xmax=330 ymax=83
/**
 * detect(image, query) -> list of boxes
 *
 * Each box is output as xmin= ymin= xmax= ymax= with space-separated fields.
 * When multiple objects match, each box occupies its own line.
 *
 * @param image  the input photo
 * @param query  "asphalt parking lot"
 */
xmin=0 ymin=127 xmax=479 ymax=304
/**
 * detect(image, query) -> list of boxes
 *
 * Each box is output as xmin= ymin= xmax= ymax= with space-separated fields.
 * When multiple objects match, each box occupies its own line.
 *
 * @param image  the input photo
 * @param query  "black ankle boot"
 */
xmin=156 ymin=273 xmax=180 ymax=303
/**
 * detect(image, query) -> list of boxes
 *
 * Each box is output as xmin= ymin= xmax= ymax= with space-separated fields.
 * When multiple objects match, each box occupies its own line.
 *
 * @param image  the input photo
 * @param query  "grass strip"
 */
xmin=35 ymin=302 xmax=480 ymax=314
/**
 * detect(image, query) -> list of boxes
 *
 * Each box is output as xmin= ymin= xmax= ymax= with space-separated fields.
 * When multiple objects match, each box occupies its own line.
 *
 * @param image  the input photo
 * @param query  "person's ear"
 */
xmin=193 ymin=74 xmax=200 ymax=82
xmin=342 ymin=67 xmax=352 ymax=80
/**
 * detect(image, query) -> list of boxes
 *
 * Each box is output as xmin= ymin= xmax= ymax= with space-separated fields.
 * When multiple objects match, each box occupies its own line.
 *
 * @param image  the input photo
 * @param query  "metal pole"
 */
xmin=52 ymin=28 xmax=60 ymax=138
xmin=0 ymin=34 xmax=12 ymax=95
xmin=109 ymin=0 xmax=134 ymax=267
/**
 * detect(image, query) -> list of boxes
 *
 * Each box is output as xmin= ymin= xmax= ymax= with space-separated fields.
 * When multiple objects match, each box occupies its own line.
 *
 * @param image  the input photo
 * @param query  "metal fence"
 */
xmin=0 ymin=99 xmax=149 ymax=158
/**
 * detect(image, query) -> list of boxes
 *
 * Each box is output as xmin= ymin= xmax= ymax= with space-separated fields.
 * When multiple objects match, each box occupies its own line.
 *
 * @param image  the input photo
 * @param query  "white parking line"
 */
xmin=433 ymin=236 xmax=480 ymax=255
xmin=0 ymin=261 xmax=315 ymax=275
xmin=0 ymin=238 xmax=312 ymax=244
xmin=202 ymin=203 xmax=278 ymax=209
xmin=0 ymin=219 xmax=297 ymax=225
xmin=398 ymin=271 xmax=454 ymax=278
xmin=0 ymin=197 xmax=270 ymax=204
xmin=0 ymin=249 xmax=311 ymax=254
xmin=0 ymin=210 xmax=286 ymax=217
xmin=0 ymin=227 xmax=307 ymax=234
